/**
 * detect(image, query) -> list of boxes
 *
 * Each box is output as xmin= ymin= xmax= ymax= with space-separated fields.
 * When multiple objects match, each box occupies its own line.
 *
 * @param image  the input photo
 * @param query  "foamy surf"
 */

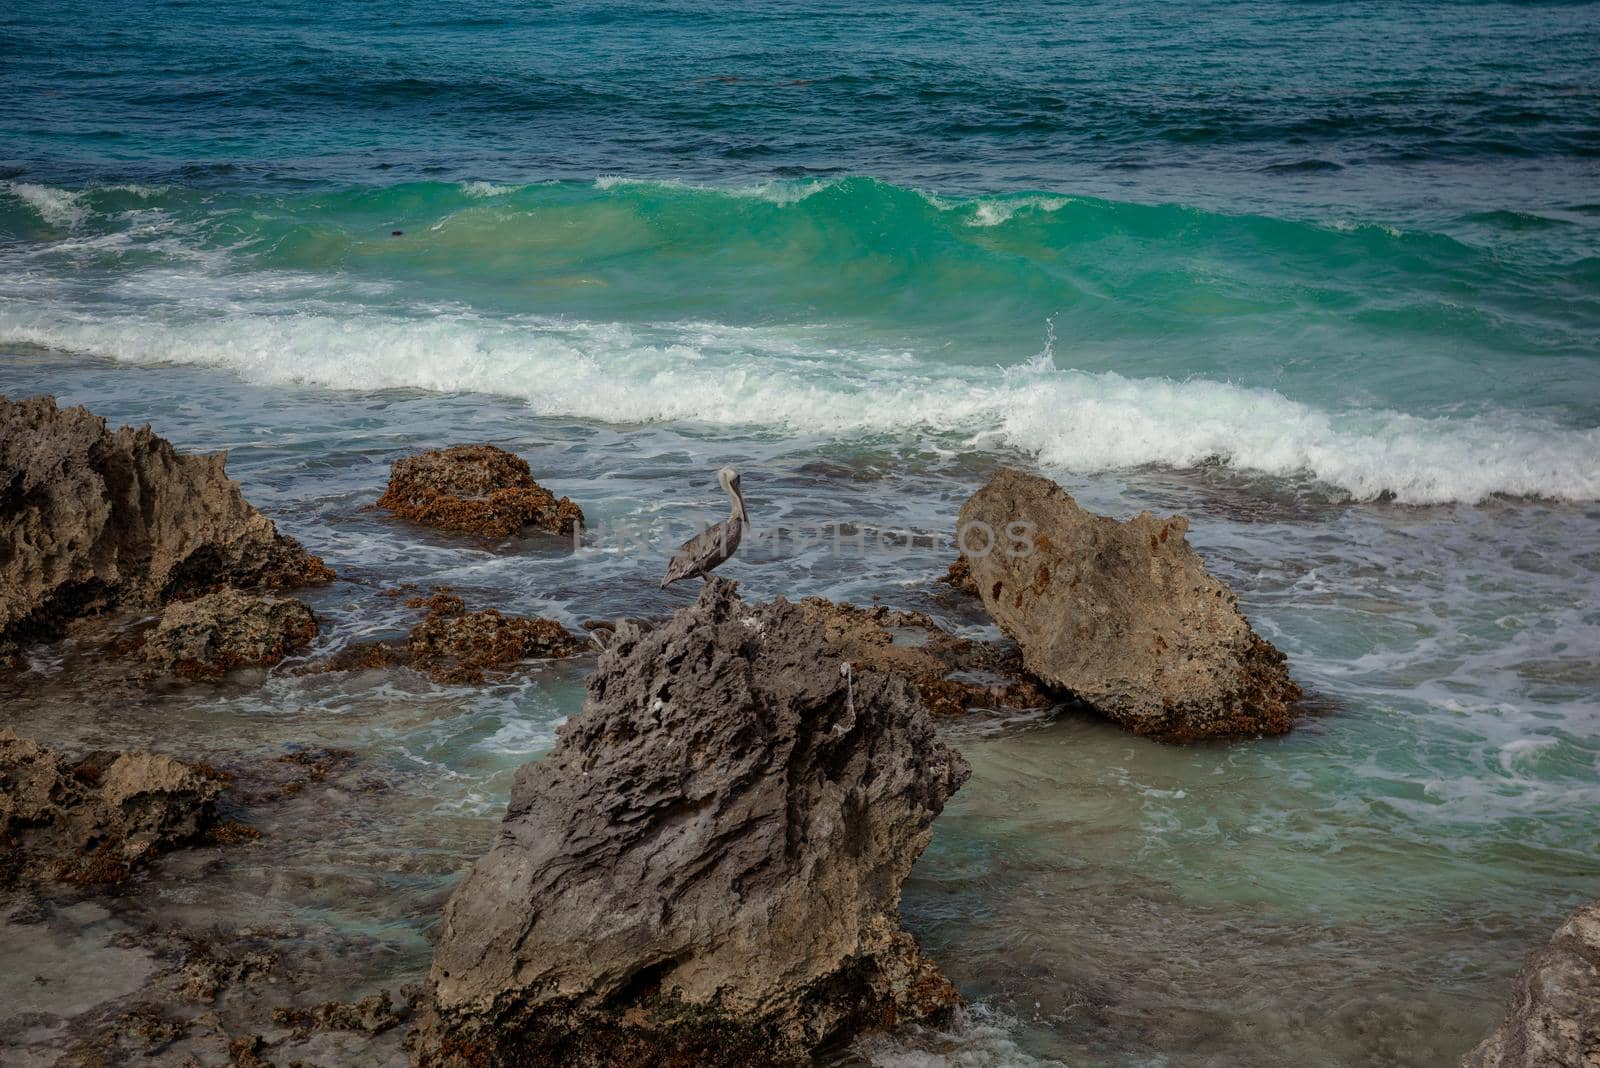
xmin=2 ymin=302 xmax=1595 ymax=505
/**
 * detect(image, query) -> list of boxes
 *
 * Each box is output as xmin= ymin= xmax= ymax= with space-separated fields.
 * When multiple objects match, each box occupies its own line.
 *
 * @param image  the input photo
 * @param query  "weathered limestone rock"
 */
xmin=0 ymin=395 xmax=332 ymax=649
xmin=799 ymin=597 xmax=1049 ymax=716
xmin=956 ymin=469 xmax=1299 ymax=742
xmin=1463 ymin=901 xmax=1600 ymax=1068
xmin=418 ymin=579 xmax=968 ymax=1066
xmin=142 ymin=588 xmax=319 ymax=679
xmin=0 ymin=728 xmax=225 ymax=884
xmin=376 ymin=444 xmax=584 ymax=538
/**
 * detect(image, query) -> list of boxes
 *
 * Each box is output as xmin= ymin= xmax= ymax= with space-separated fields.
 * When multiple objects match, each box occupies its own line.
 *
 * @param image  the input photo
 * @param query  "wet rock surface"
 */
xmin=0 ymin=395 xmax=333 ymax=652
xmin=798 ymin=597 xmax=1050 ymax=716
xmin=0 ymin=728 xmax=225 ymax=885
xmin=376 ymin=444 xmax=584 ymax=538
xmin=1463 ymin=900 xmax=1600 ymax=1068
xmin=418 ymin=578 xmax=969 ymax=1066
xmin=140 ymin=588 xmax=319 ymax=679
xmin=956 ymin=469 xmax=1300 ymax=742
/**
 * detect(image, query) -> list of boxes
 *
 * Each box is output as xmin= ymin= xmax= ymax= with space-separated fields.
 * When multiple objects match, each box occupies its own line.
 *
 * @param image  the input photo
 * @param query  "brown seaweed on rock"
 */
xmin=0 ymin=395 xmax=332 ymax=652
xmin=376 ymin=444 xmax=584 ymax=538
xmin=415 ymin=578 xmax=968 ymax=1066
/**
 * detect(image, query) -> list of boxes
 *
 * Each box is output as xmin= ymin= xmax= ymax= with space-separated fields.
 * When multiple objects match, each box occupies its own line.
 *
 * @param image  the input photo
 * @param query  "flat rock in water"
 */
xmin=956 ymin=468 xmax=1300 ymax=742
xmin=417 ymin=578 xmax=969 ymax=1066
xmin=0 ymin=395 xmax=332 ymax=652
xmin=1462 ymin=901 xmax=1600 ymax=1068
xmin=376 ymin=444 xmax=584 ymax=538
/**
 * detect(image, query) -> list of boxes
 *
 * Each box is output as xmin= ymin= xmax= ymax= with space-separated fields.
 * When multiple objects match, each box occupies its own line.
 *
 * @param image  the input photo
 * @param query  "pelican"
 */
xmin=661 ymin=466 xmax=750 ymax=589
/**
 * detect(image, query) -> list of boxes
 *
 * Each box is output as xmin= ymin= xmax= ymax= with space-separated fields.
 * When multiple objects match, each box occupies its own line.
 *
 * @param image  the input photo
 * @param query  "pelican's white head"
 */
xmin=718 ymin=466 xmax=749 ymax=525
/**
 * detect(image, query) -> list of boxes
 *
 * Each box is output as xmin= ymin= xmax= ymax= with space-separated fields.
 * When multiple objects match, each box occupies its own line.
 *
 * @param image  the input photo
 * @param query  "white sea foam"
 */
xmin=4 ymin=181 xmax=89 ymax=228
xmin=967 ymin=196 xmax=1072 ymax=227
xmin=593 ymin=175 xmax=835 ymax=205
xmin=2 ymin=303 xmax=1596 ymax=505
xmin=460 ymin=181 xmax=516 ymax=198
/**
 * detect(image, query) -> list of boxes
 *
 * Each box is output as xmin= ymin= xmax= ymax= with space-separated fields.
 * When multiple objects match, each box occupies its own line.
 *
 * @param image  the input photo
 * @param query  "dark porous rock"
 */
xmin=957 ymin=469 xmax=1300 ymax=742
xmin=799 ymin=597 xmax=1050 ymax=716
xmin=0 ymin=728 xmax=225 ymax=884
xmin=1462 ymin=901 xmax=1600 ymax=1068
xmin=0 ymin=395 xmax=333 ymax=650
xmin=416 ymin=578 xmax=969 ymax=1066
xmin=937 ymin=555 xmax=979 ymax=597
xmin=376 ymin=444 xmax=584 ymax=538
xmin=141 ymin=588 xmax=319 ymax=679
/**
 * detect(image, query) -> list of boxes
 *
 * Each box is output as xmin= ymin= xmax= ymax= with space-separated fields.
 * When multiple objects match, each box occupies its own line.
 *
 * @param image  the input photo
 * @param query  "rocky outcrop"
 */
xmin=0 ymin=728 xmax=225 ymax=884
xmin=376 ymin=444 xmax=584 ymax=538
xmin=955 ymin=469 xmax=1300 ymax=742
xmin=799 ymin=598 xmax=1049 ymax=716
xmin=0 ymin=395 xmax=333 ymax=650
xmin=1463 ymin=900 xmax=1600 ymax=1068
xmin=418 ymin=579 xmax=968 ymax=1066
xmin=140 ymin=588 xmax=319 ymax=679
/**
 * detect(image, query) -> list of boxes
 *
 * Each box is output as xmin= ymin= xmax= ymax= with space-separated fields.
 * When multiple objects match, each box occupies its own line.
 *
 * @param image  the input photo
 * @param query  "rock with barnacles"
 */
xmin=142 ymin=588 xmax=319 ymax=679
xmin=955 ymin=468 xmax=1300 ymax=742
xmin=416 ymin=578 xmax=969 ymax=1065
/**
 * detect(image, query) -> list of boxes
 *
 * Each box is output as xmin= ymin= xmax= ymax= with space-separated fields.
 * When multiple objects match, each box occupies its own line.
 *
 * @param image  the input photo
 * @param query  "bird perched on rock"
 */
xmin=661 ymin=466 xmax=750 ymax=589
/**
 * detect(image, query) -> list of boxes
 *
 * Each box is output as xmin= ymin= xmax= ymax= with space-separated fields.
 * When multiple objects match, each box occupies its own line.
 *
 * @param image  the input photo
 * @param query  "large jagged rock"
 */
xmin=0 ymin=395 xmax=333 ymax=650
xmin=1463 ymin=901 xmax=1600 ymax=1068
xmin=418 ymin=579 xmax=969 ymax=1066
xmin=142 ymin=588 xmax=319 ymax=679
xmin=956 ymin=469 xmax=1300 ymax=742
xmin=376 ymin=444 xmax=584 ymax=538
xmin=0 ymin=728 xmax=225 ymax=885
xmin=798 ymin=598 xmax=1048 ymax=716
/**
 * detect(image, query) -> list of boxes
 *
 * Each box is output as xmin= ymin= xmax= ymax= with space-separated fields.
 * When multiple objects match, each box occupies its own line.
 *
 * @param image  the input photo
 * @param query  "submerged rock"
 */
xmin=142 ymin=588 xmax=319 ymax=679
xmin=1463 ymin=900 xmax=1600 ymax=1068
xmin=418 ymin=578 xmax=968 ymax=1066
xmin=0 ymin=728 xmax=225 ymax=884
xmin=314 ymin=588 xmax=581 ymax=684
xmin=376 ymin=444 xmax=584 ymax=538
xmin=956 ymin=469 xmax=1300 ymax=742
xmin=0 ymin=395 xmax=333 ymax=650
xmin=799 ymin=597 xmax=1049 ymax=716
xmin=405 ymin=591 xmax=582 ymax=684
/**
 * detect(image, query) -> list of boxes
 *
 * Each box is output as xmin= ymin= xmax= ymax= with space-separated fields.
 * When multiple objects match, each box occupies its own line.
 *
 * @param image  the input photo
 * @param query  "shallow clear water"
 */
xmin=2 ymin=353 xmax=1596 ymax=1065
xmin=3 ymin=0 xmax=1599 ymax=1063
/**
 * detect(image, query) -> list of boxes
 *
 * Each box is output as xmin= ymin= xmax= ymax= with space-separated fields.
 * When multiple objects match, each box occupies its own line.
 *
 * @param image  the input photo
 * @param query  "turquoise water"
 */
xmin=2 ymin=1 xmax=1599 ymax=1065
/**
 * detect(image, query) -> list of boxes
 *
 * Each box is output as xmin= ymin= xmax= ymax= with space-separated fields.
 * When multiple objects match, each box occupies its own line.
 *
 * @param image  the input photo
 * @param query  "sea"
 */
xmin=2 ymin=2 xmax=1598 ymax=1065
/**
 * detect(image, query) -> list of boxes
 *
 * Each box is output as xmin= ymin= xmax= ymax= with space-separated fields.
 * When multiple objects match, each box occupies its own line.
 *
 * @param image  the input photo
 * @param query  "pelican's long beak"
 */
xmin=734 ymin=479 xmax=751 ymax=527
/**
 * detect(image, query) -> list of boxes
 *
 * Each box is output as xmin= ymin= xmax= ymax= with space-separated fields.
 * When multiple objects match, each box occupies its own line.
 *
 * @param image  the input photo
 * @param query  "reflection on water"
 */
xmin=1 ymin=352 xmax=1596 ymax=1066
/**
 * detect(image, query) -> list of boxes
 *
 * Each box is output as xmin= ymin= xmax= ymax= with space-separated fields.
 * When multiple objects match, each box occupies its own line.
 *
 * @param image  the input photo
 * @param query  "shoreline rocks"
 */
xmin=376 ymin=444 xmax=584 ymax=538
xmin=141 ymin=589 xmax=319 ymax=679
xmin=0 ymin=728 xmax=226 ymax=885
xmin=1462 ymin=900 xmax=1600 ymax=1067
xmin=0 ymin=395 xmax=332 ymax=654
xmin=955 ymin=469 xmax=1300 ymax=742
xmin=417 ymin=578 xmax=968 ymax=1065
